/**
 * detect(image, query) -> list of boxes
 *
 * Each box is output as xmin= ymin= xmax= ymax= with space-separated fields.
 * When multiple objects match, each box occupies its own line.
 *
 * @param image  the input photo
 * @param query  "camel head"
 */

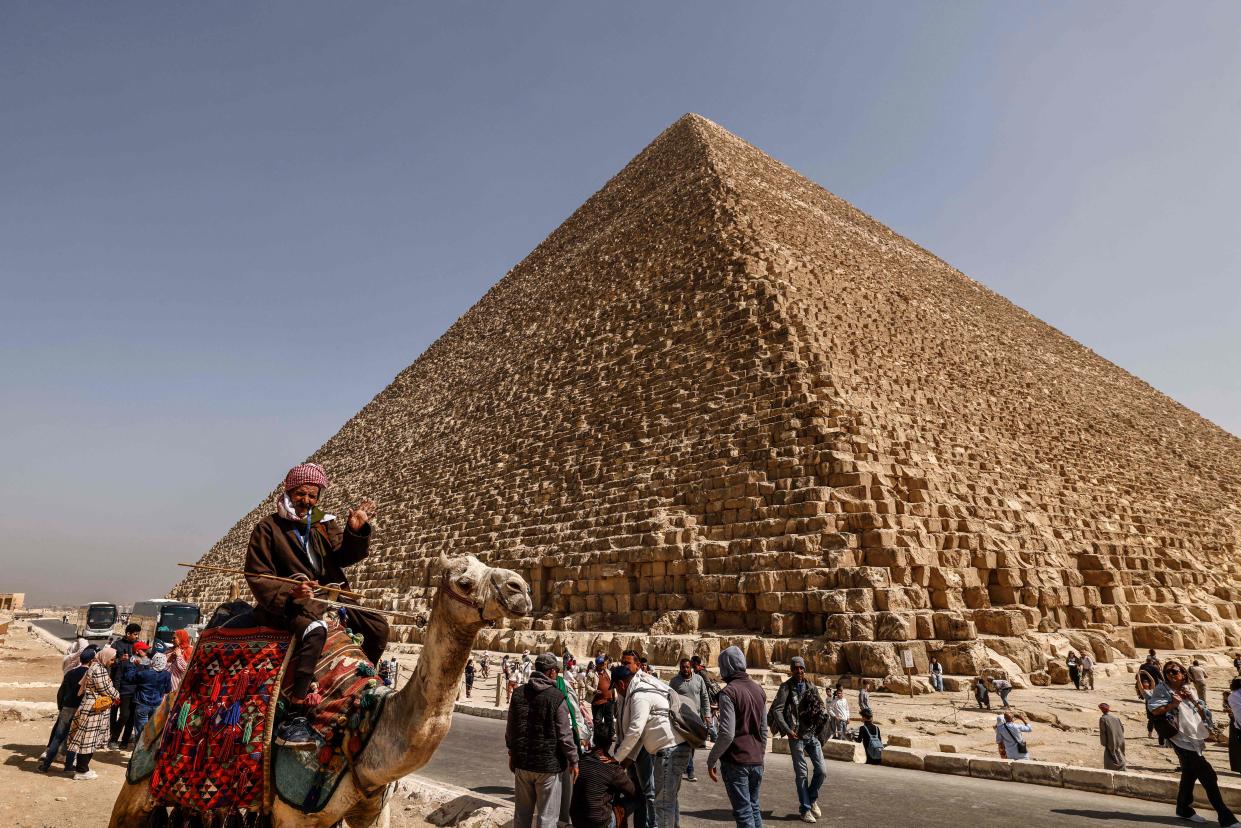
xmin=435 ymin=553 xmax=532 ymax=626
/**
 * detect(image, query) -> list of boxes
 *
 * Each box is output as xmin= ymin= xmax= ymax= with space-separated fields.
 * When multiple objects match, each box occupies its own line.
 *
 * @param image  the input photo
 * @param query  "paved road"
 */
xmin=421 ymin=713 xmax=1185 ymax=827
xmin=30 ymin=619 xmax=76 ymax=640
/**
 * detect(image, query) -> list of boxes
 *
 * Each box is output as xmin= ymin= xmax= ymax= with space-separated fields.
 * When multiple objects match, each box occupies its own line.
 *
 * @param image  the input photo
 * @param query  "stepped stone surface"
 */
xmin=171 ymin=114 xmax=1241 ymax=676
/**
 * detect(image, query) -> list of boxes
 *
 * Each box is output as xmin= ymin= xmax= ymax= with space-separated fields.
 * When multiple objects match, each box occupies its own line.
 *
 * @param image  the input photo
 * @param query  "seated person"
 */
xmin=246 ymin=462 xmax=386 ymax=747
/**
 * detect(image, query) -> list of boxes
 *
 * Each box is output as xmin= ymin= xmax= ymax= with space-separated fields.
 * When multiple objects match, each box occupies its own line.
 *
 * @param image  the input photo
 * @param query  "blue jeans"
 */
xmin=39 ymin=708 xmax=75 ymax=771
xmin=654 ymin=742 xmax=692 ymax=828
xmin=629 ymin=749 xmax=656 ymax=828
xmin=789 ymin=735 xmax=825 ymax=814
xmin=930 ymin=673 xmax=944 ymax=692
xmin=134 ymin=703 xmax=158 ymax=739
xmin=720 ymin=762 xmax=763 ymax=828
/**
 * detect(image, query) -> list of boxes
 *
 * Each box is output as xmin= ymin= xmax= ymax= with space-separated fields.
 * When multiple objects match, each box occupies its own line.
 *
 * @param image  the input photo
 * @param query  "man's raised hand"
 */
xmin=348 ymin=498 xmax=378 ymax=532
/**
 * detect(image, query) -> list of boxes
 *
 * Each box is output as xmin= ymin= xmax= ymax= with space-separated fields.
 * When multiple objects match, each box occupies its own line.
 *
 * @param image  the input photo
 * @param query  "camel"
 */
xmin=109 ymin=554 xmax=532 ymax=827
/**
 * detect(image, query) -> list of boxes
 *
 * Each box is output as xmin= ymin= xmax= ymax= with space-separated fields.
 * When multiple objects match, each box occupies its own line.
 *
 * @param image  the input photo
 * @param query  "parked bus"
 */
xmin=76 ymin=602 xmax=119 ymax=641
xmin=130 ymin=599 xmax=201 ymax=646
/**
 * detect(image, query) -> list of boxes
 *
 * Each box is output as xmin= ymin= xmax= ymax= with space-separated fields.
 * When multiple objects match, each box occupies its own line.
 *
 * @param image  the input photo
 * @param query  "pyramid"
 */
xmin=172 ymin=114 xmax=1241 ymax=679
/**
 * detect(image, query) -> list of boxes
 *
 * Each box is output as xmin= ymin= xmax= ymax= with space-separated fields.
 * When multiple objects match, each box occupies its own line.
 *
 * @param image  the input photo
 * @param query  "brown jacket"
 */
xmin=245 ymin=512 xmax=372 ymax=631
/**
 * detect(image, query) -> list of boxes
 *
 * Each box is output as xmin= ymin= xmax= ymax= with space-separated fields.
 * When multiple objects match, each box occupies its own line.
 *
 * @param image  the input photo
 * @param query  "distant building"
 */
xmin=0 ymin=593 xmax=25 ymax=611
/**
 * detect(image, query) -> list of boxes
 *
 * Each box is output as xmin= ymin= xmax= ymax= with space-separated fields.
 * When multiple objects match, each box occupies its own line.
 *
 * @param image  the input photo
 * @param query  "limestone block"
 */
xmin=1057 ymin=769 xmax=1116 ymax=794
xmin=887 ymin=735 xmax=913 ymax=747
xmin=973 ymin=609 xmax=1029 ymax=637
xmin=923 ymin=751 xmax=971 ymax=776
xmin=1011 ymin=761 xmax=1064 ymax=787
xmin=968 ymin=757 xmax=1013 ymax=781
xmin=1113 ymin=770 xmax=1180 ymax=802
xmin=821 ymin=740 xmax=865 ymax=763
xmin=879 ymin=747 xmax=925 ymax=770
xmin=841 ymin=641 xmax=903 ymax=677
xmin=1132 ymin=624 xmax=1183 ymax=650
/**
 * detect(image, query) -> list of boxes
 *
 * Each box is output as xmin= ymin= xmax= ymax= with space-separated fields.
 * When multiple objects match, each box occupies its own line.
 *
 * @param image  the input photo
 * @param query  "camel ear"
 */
xmin=431 ymin=553 xmax=451 ymax=581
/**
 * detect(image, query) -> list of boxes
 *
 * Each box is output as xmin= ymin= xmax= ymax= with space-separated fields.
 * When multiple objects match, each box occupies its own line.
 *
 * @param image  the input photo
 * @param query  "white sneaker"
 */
xmin=801 ymin=813 xmax=816 ymax=823
xmin=1180 ymin=816 xmax=1206 ymax=824
xmin=38 ymin=751 xmax=47 ymax=761
xmin=811 ymin=803 xmax=822 ymax=818
xmin=73 ymin=770 xmax=98 ymax=781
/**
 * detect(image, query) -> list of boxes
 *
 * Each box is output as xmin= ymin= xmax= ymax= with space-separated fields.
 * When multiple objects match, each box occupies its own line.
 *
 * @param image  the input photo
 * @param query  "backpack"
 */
xmin=635 ymin=683 xmax=709 ymax=749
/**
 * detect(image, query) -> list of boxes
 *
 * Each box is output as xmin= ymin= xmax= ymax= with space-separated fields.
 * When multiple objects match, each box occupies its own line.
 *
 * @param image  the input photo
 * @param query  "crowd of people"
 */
xmin=492 ymin=646 xmax=889 ymax=828
xmin=36 ymin=623 xmax=189 ymax=780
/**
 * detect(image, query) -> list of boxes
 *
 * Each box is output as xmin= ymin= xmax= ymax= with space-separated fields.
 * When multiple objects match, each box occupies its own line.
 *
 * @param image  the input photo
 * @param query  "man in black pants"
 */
xmin=108 ymin=623 xmax=142 ymax=750
xmin=1147 ymin=659 xmax=1241 ymax=827
xmin=246 ymin=462 xmax=386 ymax=748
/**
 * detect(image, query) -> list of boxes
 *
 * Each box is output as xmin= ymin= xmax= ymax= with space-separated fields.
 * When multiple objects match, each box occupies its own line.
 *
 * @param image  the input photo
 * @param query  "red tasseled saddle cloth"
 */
xmin=138 ymin=614 xmax=390 ymax=816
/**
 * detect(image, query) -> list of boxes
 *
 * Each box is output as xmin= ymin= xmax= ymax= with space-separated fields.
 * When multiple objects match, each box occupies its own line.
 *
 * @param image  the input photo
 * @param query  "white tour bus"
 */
xmin=130 ymin=599 xmax=201 ymax=647
xmin=75 ymin=602 xmax=119 ymax=641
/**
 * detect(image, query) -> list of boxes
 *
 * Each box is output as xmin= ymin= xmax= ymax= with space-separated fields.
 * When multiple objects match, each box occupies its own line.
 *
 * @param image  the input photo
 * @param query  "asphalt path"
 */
xmin=30 ymin=618 xmax=77 ymax=640
xmin=419 ymin=713 xmax=1188 ymax=827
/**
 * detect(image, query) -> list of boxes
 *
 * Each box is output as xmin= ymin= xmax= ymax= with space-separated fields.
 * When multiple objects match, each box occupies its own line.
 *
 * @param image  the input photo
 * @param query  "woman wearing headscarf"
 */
xmin=169 ymin=628 xmax=193 ymax=693
xmin=62 ymin=638 xmax=88 ymax=675
xmin=64 ymin=645 xmax=119 ymax=780
xmin=133 ymin=652 xmax=172 ymax=739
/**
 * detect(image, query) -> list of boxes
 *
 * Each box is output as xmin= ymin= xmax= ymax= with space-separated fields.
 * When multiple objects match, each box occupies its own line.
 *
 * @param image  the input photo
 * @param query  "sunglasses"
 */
xmin=1166 ymin=668 xmax=1184 ymax=676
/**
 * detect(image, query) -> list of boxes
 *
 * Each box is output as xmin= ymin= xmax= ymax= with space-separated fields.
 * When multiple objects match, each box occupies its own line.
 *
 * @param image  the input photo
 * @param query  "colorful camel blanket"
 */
xmin=272 ymin=618 xmax=392 ymax=812
xmin=144 ymin=626 xmax=293 ymax=812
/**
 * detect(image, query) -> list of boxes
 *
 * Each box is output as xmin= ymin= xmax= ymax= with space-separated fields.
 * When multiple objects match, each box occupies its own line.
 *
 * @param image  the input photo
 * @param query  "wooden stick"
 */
xmin=177 ymin=562 xmax=365 ymax=602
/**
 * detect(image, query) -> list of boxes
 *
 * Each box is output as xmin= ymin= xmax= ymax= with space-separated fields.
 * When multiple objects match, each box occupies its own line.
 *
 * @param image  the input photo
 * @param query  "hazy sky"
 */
xmin=3 ymin=3 xmax=1238 ymax=607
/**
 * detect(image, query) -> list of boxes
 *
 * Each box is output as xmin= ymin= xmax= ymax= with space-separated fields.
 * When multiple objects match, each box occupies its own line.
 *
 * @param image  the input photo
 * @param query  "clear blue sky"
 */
xmin=3 ymin=3 xmax=1238 ymax=606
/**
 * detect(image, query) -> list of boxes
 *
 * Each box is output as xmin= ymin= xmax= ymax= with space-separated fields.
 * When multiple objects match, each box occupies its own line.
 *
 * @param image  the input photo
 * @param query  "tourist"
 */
xmin=1080 ymin=653 xmax=1095 ymax=691
xmin=1147 ymin=660 xmax=1240 ymax=826
xmin=38 ymin=647 xmax=94 ymax=773
xmin=245 ymin=462 xmax=386 ymax=749
xmin=1066 ymin=651 xmax=1081 ymax=691
xmin=857 ymin=680 xmax=872 ymax=719
xmin=108 ymin=622 xmax=142 ymax=750
xmin=464 ymin=658 xmax=475 ymax=699
xmin=169 ymin=628 xmax=192 ymax=693
xmin=591 ymin=664 xmax=616 ymax=755
xmin=133 ymin=652 xmax=172 ymax=737
xmin=1233 ymin=654 xmax=1241 ymax=676
xmin=768 ymin=656 xmax=825 ymax=822
xmin=556 ymin=658 xmax=593 ymax=828
xmin=827 ymin=688 xmax=849 ymax=740
xmin=857 ymin=709 xmax=884 ymax=765
xmin=564 ymin=647 xmax=575 ymax=672
xmin=992 ymin=676 xmax=1013 ymax=709
xmin=61 ymin=637 xmax=88 ymax=675
xmin=670 ymin=657 xmax=710 ymax=783
xmin=65 ymin=645 xmax=119 ymax=780
xmin=612 ymin=662 xmax=691 ymax=828
xmin=994 ymin=712 xmax=1032 ymax=761
xmin=973 ymin=676 xmax=991 ymax=710
xmin=706 ymin=646 xmax=767 ymax=828
xmin=1227 ymin=678 xmax=1241 ymax=773
xmin=1139 ymin=652 xmax=1162 ymax=686
xmin=617 ymin=650 xmax=654 ymax=828
xmin=929 ymin=658 xmax=944 ymax=692
xmin=571 ymin=744 xmax=636 ymax=828
xmin=1098 ymin=703 xmax=1126 ymax=771
xmin=506 ymin=653 xmax=579 ymax=828
xmin=1189 ymin=660 xmax=1209 ymax=703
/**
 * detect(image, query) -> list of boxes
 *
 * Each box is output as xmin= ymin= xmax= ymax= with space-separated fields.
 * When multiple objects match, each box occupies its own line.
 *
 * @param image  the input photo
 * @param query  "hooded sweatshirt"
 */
xmin=707 ymin=647 xmax=768 ymax=768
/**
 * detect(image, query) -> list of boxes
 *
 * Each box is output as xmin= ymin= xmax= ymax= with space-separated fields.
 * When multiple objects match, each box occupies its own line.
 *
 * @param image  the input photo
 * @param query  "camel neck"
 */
xmin=356 ymin=593 xmax=481 ymax=786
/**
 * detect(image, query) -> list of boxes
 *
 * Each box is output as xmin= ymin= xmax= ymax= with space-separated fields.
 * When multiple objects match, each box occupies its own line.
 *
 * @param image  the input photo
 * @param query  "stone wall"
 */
xmin=171 ymin=114 xmax=1241 ymax=675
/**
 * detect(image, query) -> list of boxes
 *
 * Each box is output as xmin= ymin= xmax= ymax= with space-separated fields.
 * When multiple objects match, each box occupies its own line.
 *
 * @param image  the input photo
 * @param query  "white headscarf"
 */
xmin=63 ymin=638 xmax=88 ymax=675
xmin=150 ymin=653 xmax=168 ymax=672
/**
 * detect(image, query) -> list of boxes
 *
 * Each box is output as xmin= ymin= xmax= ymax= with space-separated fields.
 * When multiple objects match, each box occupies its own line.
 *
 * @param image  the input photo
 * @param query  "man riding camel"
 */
xmin=246 ymin=462 xmax=388 ymax=747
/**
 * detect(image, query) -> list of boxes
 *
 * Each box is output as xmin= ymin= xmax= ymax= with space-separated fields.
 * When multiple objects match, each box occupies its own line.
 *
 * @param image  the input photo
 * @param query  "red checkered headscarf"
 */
xmin=284 ymin=462 xmax=329 ymax=492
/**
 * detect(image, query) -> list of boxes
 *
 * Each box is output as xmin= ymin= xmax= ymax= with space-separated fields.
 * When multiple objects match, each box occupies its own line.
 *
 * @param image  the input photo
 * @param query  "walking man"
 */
xmin=1189 ymin=660 xmax=1209 ymax=703
xmin=612 ymin=662 xmax=691 ymax=828
xmin=1147 ymin=660 xmax=1240 ymax=826
xmin=769 ymin=656 xmax=825 ymax=823
xmin=506 ymin=653 xmax=580 ymax=828
xmin=1098 ymin=703 xmax=1126 ymax=771
xmin=707 ymin=646 xmax=768 ymax=828
xmin=669 ymin=657 xmax=710 ymax=783
xmin=1080 ymin=653 xmax=1096 ymax=691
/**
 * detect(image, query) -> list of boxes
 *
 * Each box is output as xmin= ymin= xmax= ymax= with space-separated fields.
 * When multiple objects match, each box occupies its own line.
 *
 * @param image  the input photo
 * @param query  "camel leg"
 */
xmin=107 ymin=778 xmax=160 ymax=828
xmin=343 ymin=788 xmax=391 ymax=827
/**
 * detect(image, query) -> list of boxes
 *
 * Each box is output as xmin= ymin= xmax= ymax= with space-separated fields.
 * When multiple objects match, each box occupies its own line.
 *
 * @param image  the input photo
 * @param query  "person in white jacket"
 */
xmin=612 ymin=665 xmax=691 ymax=828
xmin=828 ymin=688 xmax=850 ymax=740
